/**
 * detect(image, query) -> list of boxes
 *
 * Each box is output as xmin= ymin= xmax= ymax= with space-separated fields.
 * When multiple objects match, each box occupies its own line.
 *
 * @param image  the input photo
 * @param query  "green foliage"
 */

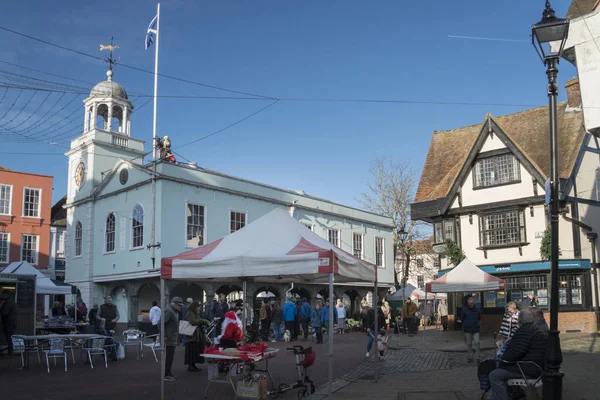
xmin=445 ymin=239 xmax=465 ymax=267
xmin=540 ymin=227 xmax=561 ymax=260
xmin=246 ymin=311 xmax=260 ymax=343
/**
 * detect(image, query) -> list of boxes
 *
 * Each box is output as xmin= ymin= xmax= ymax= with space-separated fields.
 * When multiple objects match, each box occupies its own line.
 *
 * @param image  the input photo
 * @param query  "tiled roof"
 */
xmin=566 ymin=0 xmax=598 ymax=19
xmin=414 ymin=102 xmax=585 ymax=203
xmin=0 ymin=165 xmax=12 ymax=171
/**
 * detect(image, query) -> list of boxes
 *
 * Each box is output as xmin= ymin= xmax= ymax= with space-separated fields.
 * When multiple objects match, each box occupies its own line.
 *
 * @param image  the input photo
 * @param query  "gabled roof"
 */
xmin=414 ymin=102 xmax=585 ymax=204
xmin=51 ymin=195 xmax=67 ymax=227
xmin=566 ymin=0 xmax=599 ymax=19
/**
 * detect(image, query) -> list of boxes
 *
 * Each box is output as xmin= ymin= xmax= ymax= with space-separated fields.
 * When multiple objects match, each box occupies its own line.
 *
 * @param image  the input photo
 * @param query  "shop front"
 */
xmin=441 ymin=260 xmax=597 ymax=333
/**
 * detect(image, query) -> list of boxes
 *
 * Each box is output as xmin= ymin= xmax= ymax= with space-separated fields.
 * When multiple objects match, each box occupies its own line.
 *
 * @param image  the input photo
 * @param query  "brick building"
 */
xmin=0 ymin=166 xmax=53 ymax=269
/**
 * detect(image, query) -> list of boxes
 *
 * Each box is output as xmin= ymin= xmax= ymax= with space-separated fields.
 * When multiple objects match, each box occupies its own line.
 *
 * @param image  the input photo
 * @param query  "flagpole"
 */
xmin=148 ymin=2 xmax=163 ymax=399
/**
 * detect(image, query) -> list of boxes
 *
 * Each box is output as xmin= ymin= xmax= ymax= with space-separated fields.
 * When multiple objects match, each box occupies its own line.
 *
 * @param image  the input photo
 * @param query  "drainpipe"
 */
xmin=586 ymin=233 xmax=600 ymax=330
xmin=286 ymin=283 xmax=294 ymax=300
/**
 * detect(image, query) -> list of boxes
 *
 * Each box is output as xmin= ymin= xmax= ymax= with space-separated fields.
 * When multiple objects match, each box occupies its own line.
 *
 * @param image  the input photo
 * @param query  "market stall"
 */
xmin=161 ymin=208 xmax=378 ymax=400
xmin=425 ymin=259 xmax=506 ymax=334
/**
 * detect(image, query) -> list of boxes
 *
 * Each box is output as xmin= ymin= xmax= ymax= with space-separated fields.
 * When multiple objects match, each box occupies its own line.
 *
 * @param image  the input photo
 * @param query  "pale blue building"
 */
xmin=65 ymin=70 xmax=394 ymax=328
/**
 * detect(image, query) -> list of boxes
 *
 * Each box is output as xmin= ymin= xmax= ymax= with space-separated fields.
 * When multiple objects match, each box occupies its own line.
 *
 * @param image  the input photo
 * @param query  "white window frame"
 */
xmin=74 ymin=221 xmax=83 ymax=258
xmin=375 ymin=236 xmax=385 ymax=268
xmin=21 ymin=234 xmax=39 ymax=265
xmin=353 ymin=233 xmax=363 ymax=259
xmin=0 ymin=232 xmax=10 ymax=263
xmin=185 ymin=201 xmax=207 ymax=248
xmin=229 ymin=209 xmax=248 ymax=234
xmin=417 ymin=275 xmax=424 ymax=288
xmin=22 ymin=187 xmax=41 ymax=218
xmin=56 ymin=230 xmax=65 ymax=258
xmin=105 ymin=213 xmax=116 ymax=254
xmin=131 ymin=204 xmax=144 ymax=250
xmin=0 ymin=184 xmax=12 ymax=215
xmin=328 ymin=229 xmax=340 ymax=247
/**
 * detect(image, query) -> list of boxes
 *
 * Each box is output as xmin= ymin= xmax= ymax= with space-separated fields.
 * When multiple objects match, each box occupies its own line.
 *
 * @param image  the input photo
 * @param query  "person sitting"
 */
xmin=489 ymin=310 xmax=547 ymax=400
xmin=533 ymin=308 xmax=549 ymax=332
xmin=215 ymin=311 xmax=243 ymax=349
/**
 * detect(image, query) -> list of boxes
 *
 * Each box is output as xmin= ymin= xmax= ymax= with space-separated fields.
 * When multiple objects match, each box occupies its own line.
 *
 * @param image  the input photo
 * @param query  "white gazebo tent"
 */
xmin=160 ymin=208 xmax=378 ymax=400
xmin=423 ymin=259 xmax=505 ymax=340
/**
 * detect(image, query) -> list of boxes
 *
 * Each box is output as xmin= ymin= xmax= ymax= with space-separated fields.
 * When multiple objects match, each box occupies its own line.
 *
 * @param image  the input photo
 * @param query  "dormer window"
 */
xmin=473 ymin=153 xmax=520 ymax=189
xmin=434 ymin=220 xmax=455 ymax=244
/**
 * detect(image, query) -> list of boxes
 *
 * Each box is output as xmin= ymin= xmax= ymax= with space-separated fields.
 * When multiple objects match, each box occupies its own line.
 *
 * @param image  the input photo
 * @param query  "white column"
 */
xmin=123 ymin=106 xmax=129 ymax=135
xmin=107 ymin=103 xmax=113 ymax=131
xmin=91 ymin=104 xmax=98 ymax=130
xmin=84 ymin=108 xmax=89 ymax=133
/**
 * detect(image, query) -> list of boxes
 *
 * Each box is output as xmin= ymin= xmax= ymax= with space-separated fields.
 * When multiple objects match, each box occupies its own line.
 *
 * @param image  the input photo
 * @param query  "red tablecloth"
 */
xmin=205 ymin=343 xmax=268 ymax=361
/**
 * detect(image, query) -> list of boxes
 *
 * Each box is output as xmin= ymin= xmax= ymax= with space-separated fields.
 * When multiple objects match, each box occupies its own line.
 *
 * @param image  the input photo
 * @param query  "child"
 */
xmin=376 ymin=329 xmax=389 ymax=360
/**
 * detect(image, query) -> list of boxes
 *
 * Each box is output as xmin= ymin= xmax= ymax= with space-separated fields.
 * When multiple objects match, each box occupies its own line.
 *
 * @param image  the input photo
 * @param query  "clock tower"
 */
xmin=65 ymin=67 xmax=146 ymax=202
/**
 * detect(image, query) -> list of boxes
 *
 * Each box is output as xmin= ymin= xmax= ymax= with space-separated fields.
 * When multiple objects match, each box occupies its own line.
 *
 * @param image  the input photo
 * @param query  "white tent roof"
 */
xmin=0 ymin=261 xmax=74 ymax=295
xmin=425 ymin=258 xmax=505 ymax=293
xmin=411 ymin=287 xmax=447 ymax=300
xmin=161 ymin=208 xmax=377 ymax=284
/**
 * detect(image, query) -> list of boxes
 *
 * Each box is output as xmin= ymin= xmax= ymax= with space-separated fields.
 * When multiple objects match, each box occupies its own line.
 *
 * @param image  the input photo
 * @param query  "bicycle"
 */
xmin=269 ymin=345 xmax=316 ymax=399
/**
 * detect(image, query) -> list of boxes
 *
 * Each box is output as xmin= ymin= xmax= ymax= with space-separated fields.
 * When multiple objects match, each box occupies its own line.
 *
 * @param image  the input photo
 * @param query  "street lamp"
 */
xmin=531 ymin=2 xmax=569 ymax=399
xmin=398 ymin=226 xmax=413 ymax=302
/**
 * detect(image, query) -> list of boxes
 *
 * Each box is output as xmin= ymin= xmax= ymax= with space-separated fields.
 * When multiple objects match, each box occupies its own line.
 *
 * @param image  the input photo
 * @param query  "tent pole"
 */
xmin=242 ymin=278 xmax=247 ymax=342
xmin=373 ymin=278 xmax=378 ymax=383
xmin=423 ymin=288 xmax=426 ymax=343
xmin=160 ymin=277 xmax=165 ymax=400
xmin=328 ymin=272 xmax=334 ymax=400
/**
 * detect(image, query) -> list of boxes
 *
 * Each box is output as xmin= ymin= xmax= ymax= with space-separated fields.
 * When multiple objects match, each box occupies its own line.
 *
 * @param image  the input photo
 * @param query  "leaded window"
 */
xmin=474 ymin=154 xmax=520 ymax=188
xmin=479 ymin=209 xmax=526 ymax=247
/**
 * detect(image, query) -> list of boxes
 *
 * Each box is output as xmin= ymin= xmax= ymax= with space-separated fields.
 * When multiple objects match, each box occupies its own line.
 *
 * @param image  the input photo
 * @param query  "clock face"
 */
xmin=74 ymin=162 xmax=85 ymax=188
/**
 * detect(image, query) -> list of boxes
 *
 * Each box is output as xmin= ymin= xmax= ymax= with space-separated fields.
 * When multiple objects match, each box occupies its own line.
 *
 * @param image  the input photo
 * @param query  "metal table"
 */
xmin=12 ymin=334 xmax=110 ymax=370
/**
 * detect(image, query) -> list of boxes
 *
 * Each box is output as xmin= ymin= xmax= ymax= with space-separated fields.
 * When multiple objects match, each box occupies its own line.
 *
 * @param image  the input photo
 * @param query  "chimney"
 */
xmin=565 ymin=77 xmax=581 ymax=109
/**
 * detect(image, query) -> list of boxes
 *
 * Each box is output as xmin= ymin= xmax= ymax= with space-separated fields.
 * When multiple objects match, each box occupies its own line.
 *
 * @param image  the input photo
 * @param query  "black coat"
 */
xmin=365 ymin=308 xmax=385 ymax=331
xmin=0 ymin=296 xmax=17 ymax=328
xmin=501 ymin=322 xmax=548 ymax=377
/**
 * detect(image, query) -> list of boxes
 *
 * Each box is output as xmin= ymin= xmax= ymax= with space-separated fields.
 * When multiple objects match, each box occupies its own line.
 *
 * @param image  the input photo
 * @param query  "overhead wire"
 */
xmin=1 ymin=90 xmax=51 ymax=130
xmin=0 ymin=88 xmax=22 ymax=122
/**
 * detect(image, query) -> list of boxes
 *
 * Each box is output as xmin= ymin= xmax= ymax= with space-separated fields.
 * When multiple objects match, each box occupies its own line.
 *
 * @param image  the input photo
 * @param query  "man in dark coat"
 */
xmin=0 ymin=290 xmax=17 ymax=354
xmin=460 ymin=296 xmax=480 ymax=363
xmin=489 ymin=309 xmax=547 ymax=400
xmin=212 ymin=294 xmax=229 ymax=336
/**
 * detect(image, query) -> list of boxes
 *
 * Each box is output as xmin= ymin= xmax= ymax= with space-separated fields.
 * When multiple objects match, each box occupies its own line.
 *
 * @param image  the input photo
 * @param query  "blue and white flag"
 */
xmin=145 ymin=14 xmax=158 ymax=49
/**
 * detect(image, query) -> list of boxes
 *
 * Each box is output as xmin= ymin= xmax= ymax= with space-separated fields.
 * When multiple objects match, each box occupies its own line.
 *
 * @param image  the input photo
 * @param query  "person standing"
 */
xmin=0 ymin=290 xmax=17 ymax=355
xmin=460 ymin=297 xmax=481 ymax=363
xmin=259 ymin=299 xmax=270 ymax=342
xmin=282 ymin=297 xmax=297 ymax=340
xmin=52 ymin=301 xmax=66 ymax=317
xmin=438 ymin=298 xmax=449 ymax=331
xmin=270 ymin=300 xmax=282 ymax=342
xmin=300 ymin=298 xmax=311 ymax=340
xmin=499 ymin=302 xmax=519 ymax=343
xmin=401 ymin=298 xmax=417 ymax=336
xmin=184 ymin=300 xmax=209 ymax=372
xmin=149 ymin=301 xmax=161 ymax=336
xmin=212 ymin=294 xmax=229 ymax=336
xmin=311 ymin=303 xmax=323 ymax=344
xmin=293 ymin=297 xmax=301 ymax=341
xmin=164 ymin=297 xmax=183 ymax=381
xmin=88 ymin=304 xmax=102 ymax=334
xmin=335 ymin=300 xmax=347 ymax=334
xmin=97 ymin=296 xmax=120 ymax=335
xmin=423 ymin=300 xmax=433 ymax=326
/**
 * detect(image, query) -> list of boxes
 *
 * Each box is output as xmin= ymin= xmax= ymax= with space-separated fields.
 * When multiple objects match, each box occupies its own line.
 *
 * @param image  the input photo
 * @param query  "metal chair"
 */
xmin=123 ymin=329 xmax=143 ymax=360
xmin=43 ymin=338 xmax=68 ymax=373
xmin=142 ymin=334 xmax=162 ymax=363
xmin=9 ymin=337 xmax=42 ymax=369
xmin=84 ymin=338 xmax=108 ymax=369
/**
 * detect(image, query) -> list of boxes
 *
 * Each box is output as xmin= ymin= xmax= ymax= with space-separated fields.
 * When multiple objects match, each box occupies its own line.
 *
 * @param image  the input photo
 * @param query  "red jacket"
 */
xmin=221 ymin=312 xmax=243 ymax=342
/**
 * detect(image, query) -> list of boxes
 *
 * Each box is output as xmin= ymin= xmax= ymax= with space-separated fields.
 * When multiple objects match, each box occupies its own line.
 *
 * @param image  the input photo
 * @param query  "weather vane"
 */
xmin=99 ymin=37 xmax=119 ymax=74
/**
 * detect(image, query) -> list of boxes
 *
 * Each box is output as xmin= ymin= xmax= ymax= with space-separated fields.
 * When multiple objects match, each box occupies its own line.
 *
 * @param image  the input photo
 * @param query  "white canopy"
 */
xmin=0 ymin=261 xmax=74 ymax=295
xmin=425 ymin=258 xmax=505 ymax=293
xmin=161 ymin=207 xmax=377 ymax=284
xmin=411 ymin=287 xmax=447 ymax=300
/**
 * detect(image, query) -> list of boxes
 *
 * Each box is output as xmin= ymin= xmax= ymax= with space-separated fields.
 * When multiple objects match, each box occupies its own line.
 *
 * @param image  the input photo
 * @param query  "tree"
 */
xmin=445 ymin=239 xmax=465 ymax=267
xmin=539 ymin=227 xmax=561 ymax=260
xmin=359 ymin=157 xmax=431 ymax=292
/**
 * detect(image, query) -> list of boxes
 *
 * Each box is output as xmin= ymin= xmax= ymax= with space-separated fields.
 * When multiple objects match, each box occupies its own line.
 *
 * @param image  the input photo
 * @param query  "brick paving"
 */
xmin=0 ymin=332 xmax=369 ymax=400
xmin=310 ymin=330 xmax=600 ymax=400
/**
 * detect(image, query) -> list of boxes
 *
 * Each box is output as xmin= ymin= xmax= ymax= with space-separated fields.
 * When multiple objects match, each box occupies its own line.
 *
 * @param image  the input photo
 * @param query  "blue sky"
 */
xmin=0 ymin=0 xmax=575 ymax=206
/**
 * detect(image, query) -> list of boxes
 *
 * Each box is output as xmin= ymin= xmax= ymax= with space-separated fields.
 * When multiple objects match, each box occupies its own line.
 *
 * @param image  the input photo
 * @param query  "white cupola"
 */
xmin=83 ymin=69 xmax=133 ymax=136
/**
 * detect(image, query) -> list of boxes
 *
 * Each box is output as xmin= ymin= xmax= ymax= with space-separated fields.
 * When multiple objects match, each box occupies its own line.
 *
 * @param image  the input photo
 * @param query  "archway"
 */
xmin=253 ymin=286 xmax=281 ymax=311
xmin=289 ymin=287 xmax=311 ymax=305
xmin=171 ymin=282 xmax=205 ymax=305
xmin=138 ymin=283 xmax=160 ymax=313
xmin=96 ymin=104 xmax=108 ymax=130
xmin=344 ymin=289 xmax=360 ymax=319
xmin=110 ymin=285 xmax=129 ymax=324
xmin=317 ymin=288 xmax=340 ymax=305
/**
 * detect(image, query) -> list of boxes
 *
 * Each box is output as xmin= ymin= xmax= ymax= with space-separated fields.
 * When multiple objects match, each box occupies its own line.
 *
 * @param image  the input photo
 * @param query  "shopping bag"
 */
xmin=179 ymin=320 xmax=197 ymax=336
xmin=236 ymin=373 xmax=268 ymax=399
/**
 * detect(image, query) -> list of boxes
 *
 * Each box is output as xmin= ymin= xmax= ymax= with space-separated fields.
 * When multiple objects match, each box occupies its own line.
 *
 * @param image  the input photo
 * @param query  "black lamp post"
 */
xmin=532 ymin=2 xmax=569 ymax=399
xmin=398 ymin=226 xmax=413 ymax=303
